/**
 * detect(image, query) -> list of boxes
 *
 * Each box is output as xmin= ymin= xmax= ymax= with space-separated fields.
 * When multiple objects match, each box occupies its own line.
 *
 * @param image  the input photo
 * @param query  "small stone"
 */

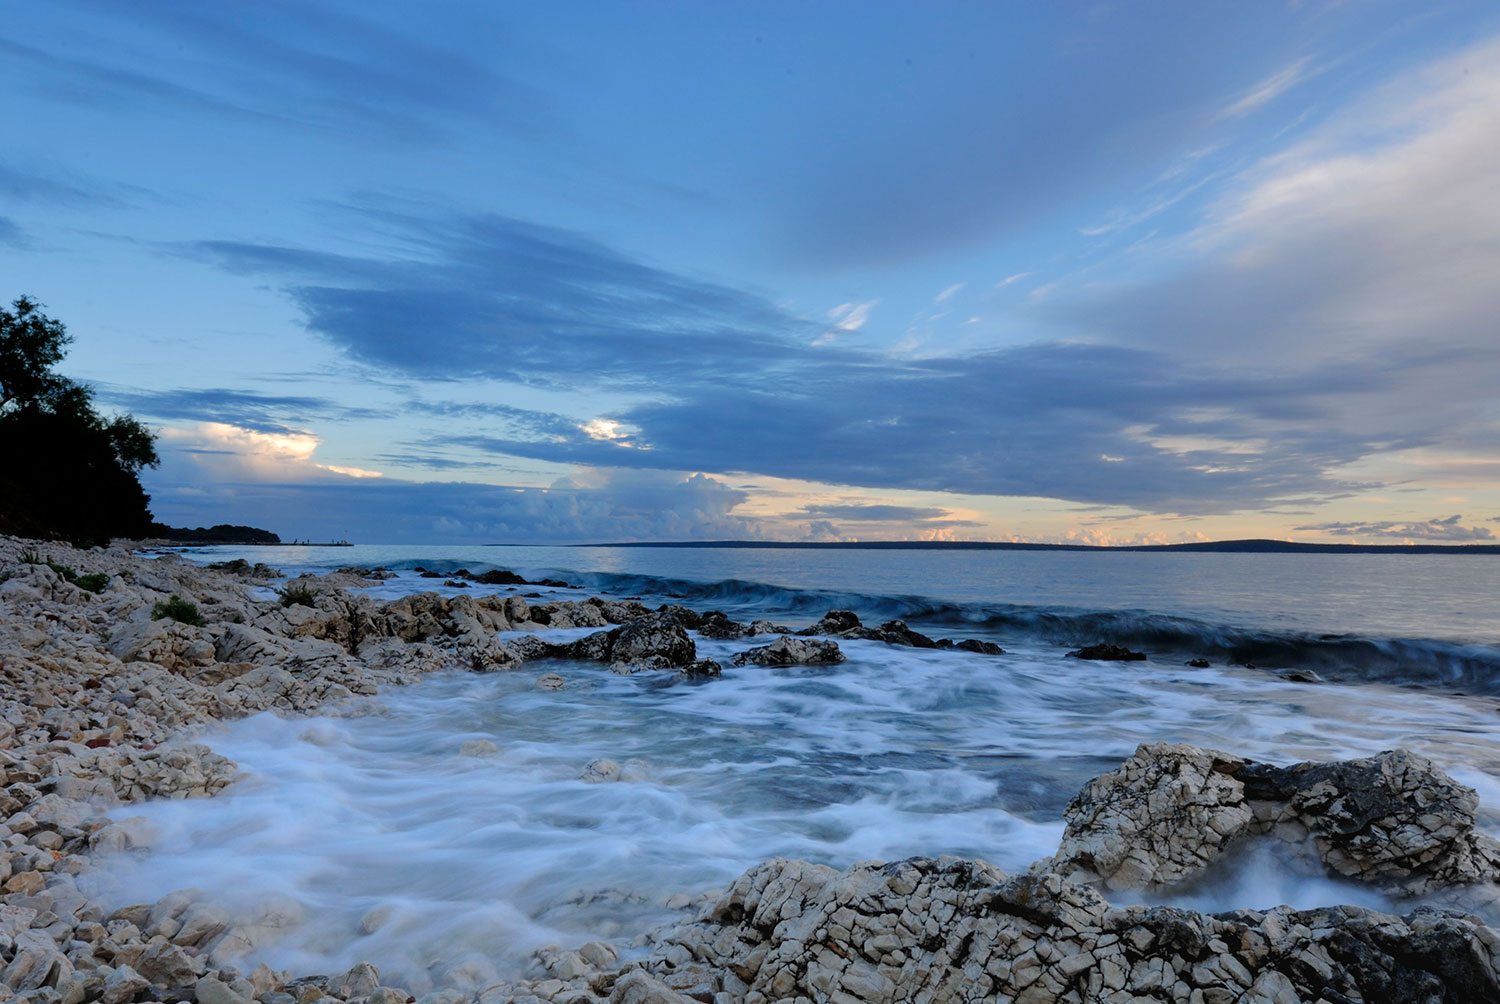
xmin=581 ymin=759 xmax=622 ymax=783
xmin=101 ymin=965 xmax=150 ymax=1004
xmin=194 ymin=977 xmax=253 ymax=1004
xmin=459 ymin=739 xmax=498 ymax=757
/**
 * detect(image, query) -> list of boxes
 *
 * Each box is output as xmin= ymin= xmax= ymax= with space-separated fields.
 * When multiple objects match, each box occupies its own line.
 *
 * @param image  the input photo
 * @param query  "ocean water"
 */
xmin=88 ymin=545 xmax=1500 ymax=988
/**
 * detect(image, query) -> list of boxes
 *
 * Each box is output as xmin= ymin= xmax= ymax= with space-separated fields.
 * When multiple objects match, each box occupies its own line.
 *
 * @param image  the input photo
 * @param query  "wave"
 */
xmin=550 ymin=570 xmax=1500 ymax=695
xmin=310 ymin=558 xmax=1500 ymax=695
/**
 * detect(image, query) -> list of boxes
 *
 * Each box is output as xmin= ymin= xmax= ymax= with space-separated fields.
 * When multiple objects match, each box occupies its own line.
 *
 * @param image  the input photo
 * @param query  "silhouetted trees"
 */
xmin=0 ymin=296 xmax=160 ymax=545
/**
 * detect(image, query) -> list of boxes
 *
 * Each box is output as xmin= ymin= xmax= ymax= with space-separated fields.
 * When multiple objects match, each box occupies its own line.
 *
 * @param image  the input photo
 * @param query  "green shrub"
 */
xmin=46 ymin=560 xmax=77 ymax=580
xmin=73 ymin=572 xmax=109 ymax=592
xmin=152 ymin=594 xmax=204 ymax=626
xmin=278 ymin=583 xmax=319 ymax=607
xmin=20 ymin=549 xmax=41 ymax=564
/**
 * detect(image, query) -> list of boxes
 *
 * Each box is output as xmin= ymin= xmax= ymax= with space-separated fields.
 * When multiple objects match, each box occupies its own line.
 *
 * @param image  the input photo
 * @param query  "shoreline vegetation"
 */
xmin=4 ymin=533 xmax=1500 ymax=1002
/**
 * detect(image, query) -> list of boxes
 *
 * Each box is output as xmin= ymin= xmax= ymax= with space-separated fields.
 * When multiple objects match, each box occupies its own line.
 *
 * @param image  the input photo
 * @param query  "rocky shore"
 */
xmin=4 ymin=536 xmax=1500 ymax=1004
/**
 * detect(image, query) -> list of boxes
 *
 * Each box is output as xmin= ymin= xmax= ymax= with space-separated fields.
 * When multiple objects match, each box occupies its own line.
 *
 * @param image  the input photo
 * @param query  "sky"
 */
xmin=4 ymin=0 xmax=1500 ymax=545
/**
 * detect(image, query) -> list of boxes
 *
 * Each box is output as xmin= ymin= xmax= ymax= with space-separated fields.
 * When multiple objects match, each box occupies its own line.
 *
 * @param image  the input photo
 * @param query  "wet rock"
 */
xmin=1186 ymin=657 xmax=1211 ymax=668
xmin=694 ymin=612 xmax=745 ymax=640
xmin=470 ymin=569 xmax=528 ymax=586
xmin=653 ymin=605 xmax=702 ymax=630
xmin=731 ymin=636 xmax=845 ymax=667
xmin=459 ymin=740 xmax=498 ymax=757
xmin=955 ymin=638 xmax=1005 ymax=655
xmin=535 ymin=672 xmax=567 ymax=691
xmin=580 ymin=759 xmax=622 ymax=783
xmin=1066 ymin=642 xmax=1148 ymax=661
xmin=798 ymin=609 xmax=862 ymax=636
xmin=329 ymin=963 xmax=380 ymax=1001
xmin=679 ymin=659 xmax=722 ymax=680
xmin=610 ymin=615 xmax=696 ymax=668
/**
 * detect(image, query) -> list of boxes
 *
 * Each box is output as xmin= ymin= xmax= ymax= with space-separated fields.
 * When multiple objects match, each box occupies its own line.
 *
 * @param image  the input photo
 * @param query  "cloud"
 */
xmin=1049 ymin=35 xmax=1500 ymax=493
xmin=800 ymin=503 xmax=949 ymax=522
xmin=178 ymin=204 xmax=805 ymax=391
xmin=180 ymin=199 xmax=1433 ymax=516
xmin=0 ymin=217 xmax=29 ymax=248
xmin=3 ymin=2 xmax=539 ymax=145
xmin=144 ymin=467 xmax=761 ymax=544
xmin=0 ymin=159 xmax=147 ymax=209
xmin=1294 ymin=515 xmax=1495 ymax=542
xmin=1219 ymin=56 xmax=1317 ymax=119
xmin=753 ymin=8 xmax=1369 ymax=268
xmin=97 ymin=386 xmax=382 ymax=434
xmin=795 ymin=503 xmax=982 ymax=528
xmin=156 ymin=422 xmax=382 ymax=483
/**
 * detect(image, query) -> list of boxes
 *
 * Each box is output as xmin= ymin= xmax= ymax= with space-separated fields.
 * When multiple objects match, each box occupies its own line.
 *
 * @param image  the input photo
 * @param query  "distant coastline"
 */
xmin=579 ymin=537 xmax=1500 ymax=554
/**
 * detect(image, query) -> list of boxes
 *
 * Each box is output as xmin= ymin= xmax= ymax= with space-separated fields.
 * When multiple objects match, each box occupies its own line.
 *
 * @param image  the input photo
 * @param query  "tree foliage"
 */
xmin=0 ymin=296 xmax=161 ymax=545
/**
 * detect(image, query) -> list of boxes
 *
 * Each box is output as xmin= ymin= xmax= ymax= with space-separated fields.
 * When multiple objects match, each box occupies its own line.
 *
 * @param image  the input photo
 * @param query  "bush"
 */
xmin=20 ymin=548 xmax=41 ymax=564
xmin=32 ymin=557 xmax=109 ymax=592
xmin=73 ymin=572 xmax=109 ymax=593
xmin=152 ymin=594 xmax=204 ymax=626
xmin=278 ymin=583 xmax=319 ymax=608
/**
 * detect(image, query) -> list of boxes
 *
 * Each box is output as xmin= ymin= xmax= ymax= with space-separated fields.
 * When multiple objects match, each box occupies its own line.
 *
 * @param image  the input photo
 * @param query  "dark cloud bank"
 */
xmin=173 ymin=202 xmax=1431 ymax=520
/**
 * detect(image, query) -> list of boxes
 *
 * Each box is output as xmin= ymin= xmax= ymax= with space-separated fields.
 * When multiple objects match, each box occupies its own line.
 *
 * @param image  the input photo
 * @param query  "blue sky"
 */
xmin=5 ymin=1 xmax=1500 ymax=544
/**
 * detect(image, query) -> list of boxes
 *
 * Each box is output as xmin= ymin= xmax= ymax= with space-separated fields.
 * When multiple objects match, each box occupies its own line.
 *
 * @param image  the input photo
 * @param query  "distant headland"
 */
xmin=585 ymin=538 xmax=1500 ymax=554
xmin=144 ymin=524 xmax=351 ymax=546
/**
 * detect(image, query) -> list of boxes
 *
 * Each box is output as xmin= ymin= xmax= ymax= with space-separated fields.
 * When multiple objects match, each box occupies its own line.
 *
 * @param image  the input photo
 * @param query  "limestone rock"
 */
xmin=1055 ymin=742 xmax=1500 ymax=900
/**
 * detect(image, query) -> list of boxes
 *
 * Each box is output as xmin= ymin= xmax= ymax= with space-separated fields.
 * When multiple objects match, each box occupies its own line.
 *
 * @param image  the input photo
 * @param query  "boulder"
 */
xmin=695 ymin=611 xmax=746 ymax=640
xmin=1067 ymin=642 xmax=1148 ymax=661
xmin=731 ymin=636 xmax=845 ymax=667
xmin=1053 ymin=742 xmax=1500 ymax=899
xmin=610 ymin=614 xmax=696 ymax=668
xmin=639 ymin=855 xmax=1500 ymax=1004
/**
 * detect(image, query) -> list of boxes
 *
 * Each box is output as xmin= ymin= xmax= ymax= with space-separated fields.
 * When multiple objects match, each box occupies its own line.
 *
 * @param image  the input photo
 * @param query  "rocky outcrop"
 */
xmin=797 ymin=609 xmax=1004 ymax=655
xmin=1066 ymin=643 xmax=1147 ymax=661
xmin=636 ymin=856 xmax=1500 ymax=1004
xmin=1052 ymin=742 xmax=1500 ymax=903
xmin=731 ymin=636 xmax=846 ymax=667
xmin=8 ymin=535 xmax=1500 ymax=1004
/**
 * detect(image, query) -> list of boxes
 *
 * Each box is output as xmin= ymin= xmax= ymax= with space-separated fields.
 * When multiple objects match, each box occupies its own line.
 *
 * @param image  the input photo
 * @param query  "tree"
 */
xmin=0 ymin=296 xmax=73 ymax=414
xmin=0 ymin=297 xmax=161 ymax=545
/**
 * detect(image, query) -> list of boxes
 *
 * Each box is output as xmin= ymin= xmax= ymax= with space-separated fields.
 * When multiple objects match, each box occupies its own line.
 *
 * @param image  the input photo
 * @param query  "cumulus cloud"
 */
xmin=1294 ymin=514 xmax=1495 ymax=542
xmin=156 ymin=422 xmax=382 ymax=483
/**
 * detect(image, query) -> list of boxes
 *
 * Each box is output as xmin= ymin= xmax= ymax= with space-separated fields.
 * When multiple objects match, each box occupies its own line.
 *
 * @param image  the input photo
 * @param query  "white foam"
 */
xmin=89 ymin=633 xmax=1500 ymax=988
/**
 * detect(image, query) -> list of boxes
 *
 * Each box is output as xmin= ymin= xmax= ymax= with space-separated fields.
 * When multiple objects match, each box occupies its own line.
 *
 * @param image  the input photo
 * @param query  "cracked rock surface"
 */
xmin=1053 ymin=741 xmax=1500 ymax=905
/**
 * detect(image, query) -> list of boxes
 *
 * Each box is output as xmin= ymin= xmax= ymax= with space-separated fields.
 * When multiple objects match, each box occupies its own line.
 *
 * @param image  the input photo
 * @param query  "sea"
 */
xmin=85 ymin=544 xmax=1500 ymax=988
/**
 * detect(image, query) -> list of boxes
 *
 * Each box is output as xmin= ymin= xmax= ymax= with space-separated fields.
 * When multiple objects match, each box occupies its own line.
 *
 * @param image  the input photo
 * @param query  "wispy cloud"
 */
xmin=1219 ymin=56 xmax=1317 ymax=119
